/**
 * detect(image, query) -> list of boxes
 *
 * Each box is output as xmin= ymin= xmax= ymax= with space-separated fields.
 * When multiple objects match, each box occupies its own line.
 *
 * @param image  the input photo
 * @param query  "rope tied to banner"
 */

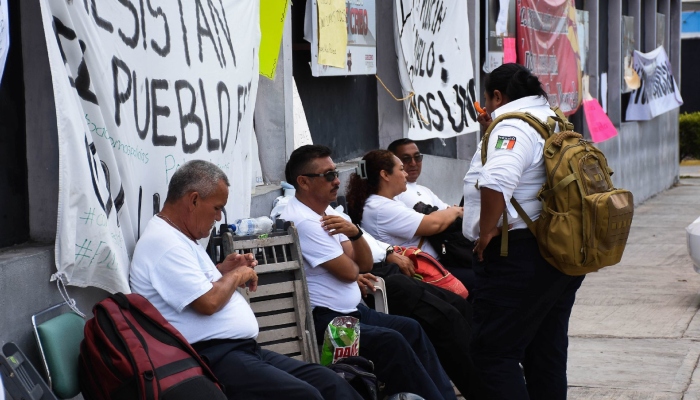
xmin=51 ymin=272 xmax=87 ymax=318
xmin=375 ymin=74 xmax=431 ymax=126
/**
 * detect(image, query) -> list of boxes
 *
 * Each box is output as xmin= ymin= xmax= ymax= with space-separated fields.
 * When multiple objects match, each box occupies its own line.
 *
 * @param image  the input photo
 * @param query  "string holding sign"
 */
xmin=375 ymin=74 xmax=430 ymax=126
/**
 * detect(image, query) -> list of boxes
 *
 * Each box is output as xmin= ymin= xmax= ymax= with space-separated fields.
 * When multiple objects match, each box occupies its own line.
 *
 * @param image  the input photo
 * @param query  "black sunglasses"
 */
xmin=301 ymin=170 xmax=340 ymax=182
xmin=399 ymin=154 xmax=424 ymax=163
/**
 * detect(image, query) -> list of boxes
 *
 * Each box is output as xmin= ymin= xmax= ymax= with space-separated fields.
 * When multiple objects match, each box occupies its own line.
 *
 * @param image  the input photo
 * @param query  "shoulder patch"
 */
xmin=495 ymin=135 xmax=516 ymax=150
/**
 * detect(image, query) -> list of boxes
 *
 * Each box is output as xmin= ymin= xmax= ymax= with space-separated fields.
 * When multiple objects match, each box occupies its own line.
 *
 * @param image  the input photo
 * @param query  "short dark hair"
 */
xmin=165 ymin=160 xmax=229 ymax=204
xmin=285 ymin=145 xmax=333 ymax=189
xmin=387 ymin=138 xmax=416 ymax=154
xmin=485 ymin=63 xmax=548 ymax=102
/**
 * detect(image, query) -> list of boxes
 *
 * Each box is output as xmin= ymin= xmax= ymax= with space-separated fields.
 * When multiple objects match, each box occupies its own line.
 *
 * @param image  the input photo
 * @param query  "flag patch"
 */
xmin=495 ymin=136 xmax=516 ymax=150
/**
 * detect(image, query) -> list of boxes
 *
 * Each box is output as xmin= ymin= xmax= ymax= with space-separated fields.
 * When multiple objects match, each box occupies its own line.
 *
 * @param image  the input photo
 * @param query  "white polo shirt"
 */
xmin=280 ymin=197 xmax=361 ymax=314
xmin=361 ymin=194 xmax=439 ymax=258
xmin=462 ymin=95 xmax=556 ymax=241
xmin=395 ymin=182 xmax=449 ymax=210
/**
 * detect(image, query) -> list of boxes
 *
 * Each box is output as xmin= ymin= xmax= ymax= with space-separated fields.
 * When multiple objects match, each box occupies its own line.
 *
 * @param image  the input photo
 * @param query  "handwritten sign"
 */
xmin=260 ymin=0 xmax=289 ymax=80
xmin=317 ymin=0 xmax=347 ymax=68
xmin=0 ymin=0 xmax=8 ymax=83
xmin=39 ymin=0 xmax=261 ymax=293
xmin=584 ymin=97 xmax=617 ymax=143
xmin=503 ymin=38 xmax=516 ymax=63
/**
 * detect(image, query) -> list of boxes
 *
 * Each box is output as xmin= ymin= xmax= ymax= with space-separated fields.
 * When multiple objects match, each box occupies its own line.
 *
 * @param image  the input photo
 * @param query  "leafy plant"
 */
xmin=679 ymin=112 xmax=700 ymax=160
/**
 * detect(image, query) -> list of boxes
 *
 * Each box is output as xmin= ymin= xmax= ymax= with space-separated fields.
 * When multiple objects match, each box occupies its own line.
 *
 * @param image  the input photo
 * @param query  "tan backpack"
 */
xmin=481 ymin=108 xmax=634 ymax=276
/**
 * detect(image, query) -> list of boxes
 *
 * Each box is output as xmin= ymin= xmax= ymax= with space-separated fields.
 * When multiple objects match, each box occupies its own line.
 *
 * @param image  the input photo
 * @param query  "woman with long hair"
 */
xmin=464 ymin=63 xmax=585 ymax=399
xmin=346 ymin=150 xmax=462 ymax=261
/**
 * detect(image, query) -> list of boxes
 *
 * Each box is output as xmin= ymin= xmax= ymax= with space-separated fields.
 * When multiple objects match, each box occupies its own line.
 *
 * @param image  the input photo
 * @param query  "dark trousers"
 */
xmin=381 ymin=274 xmax=476 ymax=398
xmin=469 ymin=230 xmax=585 ymax=400
xmin=313 ymin=303 xmax=457 ymax=400
xmin=193 ymin=338 xmax=363 ymax=400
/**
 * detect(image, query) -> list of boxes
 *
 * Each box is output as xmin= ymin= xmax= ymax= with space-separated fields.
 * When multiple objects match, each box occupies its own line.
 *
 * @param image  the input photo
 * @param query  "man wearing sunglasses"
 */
xmin=388 ymin=139 xmax=449 ymax=210
xmin=281 ymin=145 xmax=457 ymax=400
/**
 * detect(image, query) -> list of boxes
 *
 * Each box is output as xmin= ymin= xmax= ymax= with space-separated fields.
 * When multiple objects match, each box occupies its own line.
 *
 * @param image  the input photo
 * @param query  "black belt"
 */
xmin=191 ymin=337 xmax=255 ymax=353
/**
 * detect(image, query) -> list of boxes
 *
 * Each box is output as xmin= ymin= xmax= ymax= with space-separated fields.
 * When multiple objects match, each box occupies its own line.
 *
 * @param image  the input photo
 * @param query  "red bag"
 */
xmin=394 ymin=246 xmax=469 ymax=299
xmin=79 ymin=293 xmax=226 ymax=400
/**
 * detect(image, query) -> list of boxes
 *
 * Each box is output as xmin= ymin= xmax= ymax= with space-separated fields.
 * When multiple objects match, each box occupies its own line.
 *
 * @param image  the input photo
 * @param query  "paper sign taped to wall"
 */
xmin=260 ymin=0 xmax=290 ymax=80
xmin=582 ymin=75 xmax=616 ymax=143
xmin=317 ymin=0 xmax=347 ymax=68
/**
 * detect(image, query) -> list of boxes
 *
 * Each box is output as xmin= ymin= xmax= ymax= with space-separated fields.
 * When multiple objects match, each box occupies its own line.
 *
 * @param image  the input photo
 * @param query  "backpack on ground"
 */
xmin=413 ymin=200 xmax=474 ymax=269
xmin=481 ymin=107 xmax=634 ymax=276
xmin=327 ymin=356 xmax=380 ymax=400
xmin=79 ymin=293 xmax=226 ymax=400
xmin=394 ymin=246 xmax=469 ymax=298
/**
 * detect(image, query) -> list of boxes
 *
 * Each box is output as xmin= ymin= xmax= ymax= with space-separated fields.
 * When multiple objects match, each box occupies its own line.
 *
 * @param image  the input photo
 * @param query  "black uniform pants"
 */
xmin=469 ymin=230 xmax=585 ymax=400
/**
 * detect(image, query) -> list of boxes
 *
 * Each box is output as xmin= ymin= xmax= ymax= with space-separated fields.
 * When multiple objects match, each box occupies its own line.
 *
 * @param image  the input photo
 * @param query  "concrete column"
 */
xmin=20 ymin=0 xmax=59 ymax=243
xmin=253 ymin=2 xmax=294 ymax=184
xmin=608 ymin=0 xmax=623 ymax=126
xmin=376 ymin=0 xmax=405 ymax=150
xmin=670 ymin=0 xmax=682 ymax=81
xmin=586 ymin=0 xmax=601 ymax=100
xmin=644 ymin=0 xmax=658 ymax=52
xmin=456 ymin=0 xmax=480 ymax=162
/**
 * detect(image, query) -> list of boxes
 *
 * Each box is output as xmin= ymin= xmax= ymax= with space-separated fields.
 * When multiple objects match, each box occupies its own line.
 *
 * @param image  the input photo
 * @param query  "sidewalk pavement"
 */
xmin=567 ymin=172 xmax=700 ymax=399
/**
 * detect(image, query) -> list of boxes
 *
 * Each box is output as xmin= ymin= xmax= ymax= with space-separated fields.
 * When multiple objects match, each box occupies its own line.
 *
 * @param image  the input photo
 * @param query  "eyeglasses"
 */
xmin=301 ymin=170 xmax=340 ymax=182
xmin=399 ymin=154 xmax=424 ymax=164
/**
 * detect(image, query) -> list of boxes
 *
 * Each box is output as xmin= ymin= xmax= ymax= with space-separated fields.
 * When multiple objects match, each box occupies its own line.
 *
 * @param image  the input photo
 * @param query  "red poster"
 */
xmin=517 ymin=0 xmax=582 ymax=115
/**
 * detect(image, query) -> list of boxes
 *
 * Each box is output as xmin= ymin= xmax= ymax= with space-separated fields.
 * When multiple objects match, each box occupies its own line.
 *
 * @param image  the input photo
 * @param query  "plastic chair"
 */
xmin=31 ymin=302 xmax=85 ymax=399
xmin=371 ymin=277 xmax=389 ymax=314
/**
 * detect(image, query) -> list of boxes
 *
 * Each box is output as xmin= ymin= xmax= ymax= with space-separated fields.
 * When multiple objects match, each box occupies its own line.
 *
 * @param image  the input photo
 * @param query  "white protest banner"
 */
xmin=394 ymin=0 xmax=479 ymax=140
xmin=0 ymin=0 xmax=8 ymax=83
xmin=39 ymin=0 xmax=260 ymax=293
xmin=305 ymin=0 xmax=377 ymax=76
xmin=626 ymin=46 xmax=683 ymax=121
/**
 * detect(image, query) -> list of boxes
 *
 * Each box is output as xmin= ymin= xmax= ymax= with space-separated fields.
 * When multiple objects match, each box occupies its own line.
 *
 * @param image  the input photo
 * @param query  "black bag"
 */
xmin=327 ymin=356 xmax=379 ymax=400
xmin=413 ymin=201 xmax=473 ymax=269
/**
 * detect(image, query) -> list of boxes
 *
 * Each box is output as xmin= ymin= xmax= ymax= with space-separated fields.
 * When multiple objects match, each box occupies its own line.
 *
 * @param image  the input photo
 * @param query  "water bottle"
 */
xmin=234 ymin=216 xmax=274 ymax=236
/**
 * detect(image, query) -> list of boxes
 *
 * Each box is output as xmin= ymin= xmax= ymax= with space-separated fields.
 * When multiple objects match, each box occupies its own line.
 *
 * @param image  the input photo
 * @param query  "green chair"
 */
xmin=31 ymin=302 xmax=85 ymax=399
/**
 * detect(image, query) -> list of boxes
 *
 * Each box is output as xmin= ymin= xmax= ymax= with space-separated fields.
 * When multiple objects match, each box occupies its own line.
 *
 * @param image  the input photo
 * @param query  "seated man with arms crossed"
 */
xmin=280 ymin=145 xmax=457 ymax=400
xmin=130 ymin=160 xmax=363 ymax=400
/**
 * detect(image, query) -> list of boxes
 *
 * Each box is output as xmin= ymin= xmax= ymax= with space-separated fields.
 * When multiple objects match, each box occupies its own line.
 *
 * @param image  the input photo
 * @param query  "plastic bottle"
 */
xmin=234 ymin=216 xmax=274 ymax=236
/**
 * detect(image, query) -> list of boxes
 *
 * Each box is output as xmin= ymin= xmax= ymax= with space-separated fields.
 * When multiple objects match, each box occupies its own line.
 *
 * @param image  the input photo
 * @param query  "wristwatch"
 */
xmin=348 ymin=224 xmax=364 ymax=241
xmin=385 ymin=246 xmax=394 ymax=261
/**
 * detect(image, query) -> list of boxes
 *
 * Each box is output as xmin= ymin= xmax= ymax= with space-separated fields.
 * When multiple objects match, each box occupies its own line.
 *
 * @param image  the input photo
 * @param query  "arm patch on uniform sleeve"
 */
xmin=495 ymin=136 xmax=517 ymax=150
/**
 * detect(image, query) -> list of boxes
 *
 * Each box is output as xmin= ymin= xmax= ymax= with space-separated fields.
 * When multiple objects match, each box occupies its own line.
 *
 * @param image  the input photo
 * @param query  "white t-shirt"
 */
xmin=395 ymin=182 xmax=449 ymax=210
xmin=280 ymin=197 xmax=361 ymax=313
xmin=462 ymin=95 xmax=555 ymax=241
xmin=361 ymin=194 xmax=439 ymax=258
xmin=130 ymin=217 xmax=258 ymax=343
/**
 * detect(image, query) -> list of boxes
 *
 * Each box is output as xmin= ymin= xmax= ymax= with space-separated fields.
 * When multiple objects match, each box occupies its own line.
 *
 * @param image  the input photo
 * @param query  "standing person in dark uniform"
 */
xmin=464 ymin=63 xmax=585 ymax=399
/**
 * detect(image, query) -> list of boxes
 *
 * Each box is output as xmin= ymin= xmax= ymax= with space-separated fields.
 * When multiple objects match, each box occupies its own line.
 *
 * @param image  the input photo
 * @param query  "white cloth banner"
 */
xmin=39 ymin=0 xmax=260 ymax=293
xmin=626 ymin=46 xmax=683 ymax=121
xmin=0 ymin=0 xmax=8 ymax=83
xmin=394 ymin=0 xmax=479 ymax=140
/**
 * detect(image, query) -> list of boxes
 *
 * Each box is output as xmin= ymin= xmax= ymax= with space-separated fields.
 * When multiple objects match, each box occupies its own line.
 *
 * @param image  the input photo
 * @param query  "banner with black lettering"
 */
xmin=39 ymin=0 xmax=260 ymax=293
xmin=517 ymin=0 xmax=582 ymax=115
xmin=394 ymin=0 xmax=479 ymax=140
xmin=625 ymin=46 xmax=683 ymax=121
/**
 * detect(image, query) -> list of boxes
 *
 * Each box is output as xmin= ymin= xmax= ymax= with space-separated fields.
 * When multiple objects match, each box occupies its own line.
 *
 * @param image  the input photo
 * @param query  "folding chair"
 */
xmin=219 ymin=223 xmax=320 ymax=363
xmin=31 ymin=302 xmax=85 ymax=399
